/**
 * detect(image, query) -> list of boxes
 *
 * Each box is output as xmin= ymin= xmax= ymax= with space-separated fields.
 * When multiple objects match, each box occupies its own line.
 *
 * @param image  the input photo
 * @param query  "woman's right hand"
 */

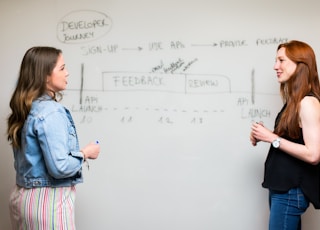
xmin=81 ymin=142 xmax=100 ymax=160
xmin=250 ymin=131 xmax=259 ymax=146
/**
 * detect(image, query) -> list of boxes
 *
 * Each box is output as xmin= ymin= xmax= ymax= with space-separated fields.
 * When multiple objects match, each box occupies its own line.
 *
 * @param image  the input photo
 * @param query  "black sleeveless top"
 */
xmin=262 ymin=102 xmax=320 ymax=209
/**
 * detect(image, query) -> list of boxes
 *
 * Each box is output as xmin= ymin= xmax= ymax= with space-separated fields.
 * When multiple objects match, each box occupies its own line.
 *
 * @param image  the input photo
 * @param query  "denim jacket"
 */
xmin=13 ymin=94 xmax=84 ymax=188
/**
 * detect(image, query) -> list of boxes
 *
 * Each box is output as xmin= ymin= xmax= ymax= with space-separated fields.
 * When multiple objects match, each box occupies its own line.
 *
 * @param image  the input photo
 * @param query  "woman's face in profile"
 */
xmin=274 ymin=47 xmax=297 ymax=83
xmin=46 ymin=54 xmax=69 ymax=92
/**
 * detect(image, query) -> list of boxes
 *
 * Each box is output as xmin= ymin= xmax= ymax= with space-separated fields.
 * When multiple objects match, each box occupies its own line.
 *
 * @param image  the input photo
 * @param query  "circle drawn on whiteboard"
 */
xmin=56 ymin=10 xmax=113 ymax=44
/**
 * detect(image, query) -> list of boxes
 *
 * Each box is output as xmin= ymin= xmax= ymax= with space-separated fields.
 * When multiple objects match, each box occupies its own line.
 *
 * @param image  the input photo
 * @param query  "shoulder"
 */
xmin=301 ymin=96 xmax=320 ymax=108
xmin=300 ymin=96 xmax=320 ymax=121
xmin=31 ymin=98 xmax=66 ymax=118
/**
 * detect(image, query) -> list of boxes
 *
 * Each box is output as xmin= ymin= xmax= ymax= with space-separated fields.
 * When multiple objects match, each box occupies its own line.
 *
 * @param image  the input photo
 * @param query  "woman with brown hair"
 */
xmin=7 ymin=46 xmax=100 ymax=229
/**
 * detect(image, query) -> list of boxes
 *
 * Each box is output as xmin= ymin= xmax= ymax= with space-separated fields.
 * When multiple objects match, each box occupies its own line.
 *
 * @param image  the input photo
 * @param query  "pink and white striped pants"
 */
xmin=9 ymin=185 xmax=77 ymax=230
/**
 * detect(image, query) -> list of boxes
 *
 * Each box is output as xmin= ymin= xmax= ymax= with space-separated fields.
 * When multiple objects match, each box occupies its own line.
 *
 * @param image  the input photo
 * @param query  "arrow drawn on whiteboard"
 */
xmin=80 ymin=63 xmax=84 ymax=105
xmin=122 ymin=47 xmax=143 ymax=51
xmin=191 ymin=43 xmax=218 ymax=47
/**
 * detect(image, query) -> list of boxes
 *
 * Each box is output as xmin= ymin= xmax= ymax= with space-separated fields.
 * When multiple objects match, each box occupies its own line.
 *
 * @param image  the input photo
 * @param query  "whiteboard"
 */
xmin=1 ymin=0 xmax=320 ymax=229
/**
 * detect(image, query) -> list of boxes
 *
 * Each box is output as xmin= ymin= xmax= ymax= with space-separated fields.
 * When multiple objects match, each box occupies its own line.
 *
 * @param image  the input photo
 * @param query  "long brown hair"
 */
xmin=275 ymin=40 xmax=320 ymax=138
xmin=7 ymin=46 xmax=62 ymax=148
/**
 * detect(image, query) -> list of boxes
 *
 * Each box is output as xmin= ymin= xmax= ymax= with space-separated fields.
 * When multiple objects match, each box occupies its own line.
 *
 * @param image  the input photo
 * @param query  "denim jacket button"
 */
xmin=33 ymin=181 xmax=41 ymax=186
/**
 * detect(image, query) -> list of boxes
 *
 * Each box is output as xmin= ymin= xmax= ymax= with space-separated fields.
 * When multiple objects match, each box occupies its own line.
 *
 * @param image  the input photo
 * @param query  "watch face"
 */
xmin=272 ymin=139 xmax=280 ymax=148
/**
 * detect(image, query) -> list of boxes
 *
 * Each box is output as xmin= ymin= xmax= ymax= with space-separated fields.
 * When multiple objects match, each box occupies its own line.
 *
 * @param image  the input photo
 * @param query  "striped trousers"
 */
xmin=9 ymin=185 xmax=76 ymax=230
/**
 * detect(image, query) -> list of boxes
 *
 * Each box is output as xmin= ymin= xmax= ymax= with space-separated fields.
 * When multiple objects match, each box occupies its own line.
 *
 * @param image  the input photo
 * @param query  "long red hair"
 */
xmin=275 ymin=40 xmax=320 ymax=138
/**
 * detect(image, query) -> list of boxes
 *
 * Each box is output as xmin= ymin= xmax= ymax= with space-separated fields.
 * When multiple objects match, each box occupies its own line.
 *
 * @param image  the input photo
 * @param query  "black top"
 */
xmin=262 ymin=103 xmax=320 ymax=209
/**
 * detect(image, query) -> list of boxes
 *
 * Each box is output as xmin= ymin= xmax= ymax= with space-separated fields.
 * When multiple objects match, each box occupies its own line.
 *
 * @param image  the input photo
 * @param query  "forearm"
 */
xmin=278 ymin=137 xmax=320 ymax=165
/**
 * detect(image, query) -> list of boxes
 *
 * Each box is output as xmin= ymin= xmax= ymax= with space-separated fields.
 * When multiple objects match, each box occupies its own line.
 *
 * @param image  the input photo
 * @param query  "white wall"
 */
xmin=1 ymin=0 xmax=320 ymax=229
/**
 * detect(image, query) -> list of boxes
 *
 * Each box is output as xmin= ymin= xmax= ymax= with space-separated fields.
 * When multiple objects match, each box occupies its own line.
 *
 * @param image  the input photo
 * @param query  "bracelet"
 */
xmin=81 ymin=150 xmax=90 ymax=170
xmin=84 ymin=158 xmax=90 ymax=170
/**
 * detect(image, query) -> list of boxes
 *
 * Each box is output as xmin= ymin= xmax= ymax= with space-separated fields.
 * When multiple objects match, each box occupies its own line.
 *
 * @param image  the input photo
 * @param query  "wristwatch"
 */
xmin=272 ymin=137 xmax=281 ymax=148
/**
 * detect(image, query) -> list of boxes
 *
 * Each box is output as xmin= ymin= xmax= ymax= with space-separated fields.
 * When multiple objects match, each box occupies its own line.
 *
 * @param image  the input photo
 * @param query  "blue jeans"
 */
xmin=269 ymin=188 xmax=309 ymax=230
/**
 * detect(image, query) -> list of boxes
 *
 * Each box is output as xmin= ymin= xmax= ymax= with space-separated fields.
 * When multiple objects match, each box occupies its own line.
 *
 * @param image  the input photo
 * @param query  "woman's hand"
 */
xmin=250 ymin=122 xmax=278 ymax=146
xmin=81 ymin=142 xmax=100 ymax=160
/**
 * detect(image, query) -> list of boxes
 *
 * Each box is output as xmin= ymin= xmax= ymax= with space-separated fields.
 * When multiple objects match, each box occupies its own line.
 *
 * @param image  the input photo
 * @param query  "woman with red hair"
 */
xmin=250 ymin=40 xmax=320 ymax=229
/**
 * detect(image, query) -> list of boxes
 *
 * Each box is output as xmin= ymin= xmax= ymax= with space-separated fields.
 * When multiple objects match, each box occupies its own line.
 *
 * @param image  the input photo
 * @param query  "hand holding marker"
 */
xmin=88 ymin=140 xmax=99 ymax=170
xmin=81 ymin=140 xmax=100 ymax=170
